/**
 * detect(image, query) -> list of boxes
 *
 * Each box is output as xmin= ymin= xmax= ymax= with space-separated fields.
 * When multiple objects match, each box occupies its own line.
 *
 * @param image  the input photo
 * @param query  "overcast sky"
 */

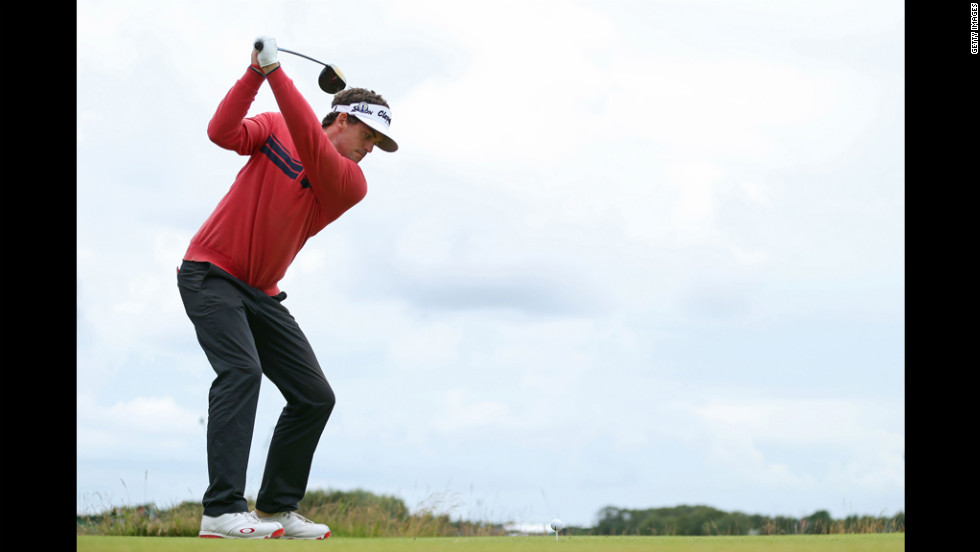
xmin=76 ymin=0 xmax=904 ymax=528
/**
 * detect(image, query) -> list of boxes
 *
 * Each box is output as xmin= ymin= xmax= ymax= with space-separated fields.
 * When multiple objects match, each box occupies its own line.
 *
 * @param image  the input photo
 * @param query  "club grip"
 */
xmin=254 ymin=40 xmax=263 ymax=51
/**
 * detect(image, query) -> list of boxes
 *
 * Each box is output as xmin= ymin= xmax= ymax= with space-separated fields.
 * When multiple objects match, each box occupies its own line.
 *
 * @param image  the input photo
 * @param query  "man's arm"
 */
xmin=206 ymin=67 xmax=270 ymax=155
xmin=265 ymin=63 xmax=367 ymax=206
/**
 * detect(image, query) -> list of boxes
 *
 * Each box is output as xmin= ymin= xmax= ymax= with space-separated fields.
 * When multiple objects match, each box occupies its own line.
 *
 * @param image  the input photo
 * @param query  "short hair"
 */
xmin=321 ymin=88 xmax=390 ymax=128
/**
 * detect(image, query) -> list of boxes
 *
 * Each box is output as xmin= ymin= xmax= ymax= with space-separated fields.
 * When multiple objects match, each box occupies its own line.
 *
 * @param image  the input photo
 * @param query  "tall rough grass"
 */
xmin=76 ymin=489 xmax=506 ymax=538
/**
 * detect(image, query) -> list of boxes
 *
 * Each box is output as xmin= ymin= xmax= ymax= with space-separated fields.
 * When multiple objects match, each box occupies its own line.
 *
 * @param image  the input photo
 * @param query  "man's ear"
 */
xmin=336 ymin=112 xmax=349 ymax=129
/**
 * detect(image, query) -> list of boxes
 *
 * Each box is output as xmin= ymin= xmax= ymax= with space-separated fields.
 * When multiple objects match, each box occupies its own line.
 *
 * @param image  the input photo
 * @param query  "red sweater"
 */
xmin=184 ymin=66 xmax=367 ymax=295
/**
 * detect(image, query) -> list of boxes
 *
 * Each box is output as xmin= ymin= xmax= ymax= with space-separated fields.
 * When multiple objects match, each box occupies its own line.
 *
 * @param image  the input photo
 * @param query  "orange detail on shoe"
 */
xmin=199 ymin=528 xmax=284 ymax=539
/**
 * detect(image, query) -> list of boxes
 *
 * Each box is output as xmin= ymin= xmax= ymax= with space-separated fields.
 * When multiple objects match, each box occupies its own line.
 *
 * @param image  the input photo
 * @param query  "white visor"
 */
xmin=332 ymin=102 xmax=398 ymax=152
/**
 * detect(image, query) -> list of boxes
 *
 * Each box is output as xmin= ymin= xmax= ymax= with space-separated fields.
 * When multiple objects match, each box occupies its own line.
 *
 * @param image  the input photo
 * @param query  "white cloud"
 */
xmin=684 ymin=395 xmax=904 ymax=494
xmin=389 ymin=322 xmax=463 ymax=369
xmin=77 ymin=394 xmax=204 ymax=460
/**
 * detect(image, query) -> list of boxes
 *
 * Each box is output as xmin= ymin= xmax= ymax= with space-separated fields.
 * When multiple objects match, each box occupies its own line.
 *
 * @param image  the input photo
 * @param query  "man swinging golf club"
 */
xmin=177 ymin=35 xmax=397 ymax=539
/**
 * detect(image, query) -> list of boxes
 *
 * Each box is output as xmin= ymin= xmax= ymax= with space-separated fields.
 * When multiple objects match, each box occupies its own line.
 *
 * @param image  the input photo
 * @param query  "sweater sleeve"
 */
xmin=265 ymin=68 xmax=367 ymax=207
xmin=206 ymin=67 xmax=272 ymax=155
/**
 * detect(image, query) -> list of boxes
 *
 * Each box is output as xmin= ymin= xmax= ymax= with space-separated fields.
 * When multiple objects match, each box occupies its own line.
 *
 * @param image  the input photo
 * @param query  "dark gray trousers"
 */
xmin=177 ymin=260 xmax=335 ymax=516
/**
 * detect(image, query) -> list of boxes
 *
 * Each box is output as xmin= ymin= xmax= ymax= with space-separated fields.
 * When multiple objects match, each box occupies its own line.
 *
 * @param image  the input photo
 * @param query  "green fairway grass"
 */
xmin=77 ymin=534 xmax=905 ymax=552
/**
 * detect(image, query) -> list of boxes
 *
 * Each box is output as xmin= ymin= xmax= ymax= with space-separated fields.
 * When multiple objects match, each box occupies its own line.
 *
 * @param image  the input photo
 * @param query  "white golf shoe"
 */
xmin=255 ymin=511 xmax=332 ymax=539
xmin=199 ymin=511 xmax=285 ymax=539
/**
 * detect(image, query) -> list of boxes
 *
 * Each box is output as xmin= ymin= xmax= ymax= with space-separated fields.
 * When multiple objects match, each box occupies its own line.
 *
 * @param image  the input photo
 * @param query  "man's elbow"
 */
xmin=206 ymin=122 xmax=239 ymax=150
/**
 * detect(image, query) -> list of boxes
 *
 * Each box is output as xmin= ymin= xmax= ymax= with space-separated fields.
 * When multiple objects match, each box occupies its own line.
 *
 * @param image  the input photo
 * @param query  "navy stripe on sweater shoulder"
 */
xmin=260 ymin=132 xmax=304 ymax=180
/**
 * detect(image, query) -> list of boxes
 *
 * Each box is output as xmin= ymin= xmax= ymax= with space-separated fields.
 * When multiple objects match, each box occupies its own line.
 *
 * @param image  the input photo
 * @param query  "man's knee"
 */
xmin=310 ymin=380 xmax=336 ymax=417
xmin=287 ymin=377 xmax=335 ymax=418
xmin=209 ymin=362 xmax=264 ymax=400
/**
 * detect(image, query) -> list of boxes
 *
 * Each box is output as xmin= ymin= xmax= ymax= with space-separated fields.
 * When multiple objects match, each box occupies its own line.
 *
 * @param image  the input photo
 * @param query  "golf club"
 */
xmin=254 ymin=41 xmax=346 ymax=94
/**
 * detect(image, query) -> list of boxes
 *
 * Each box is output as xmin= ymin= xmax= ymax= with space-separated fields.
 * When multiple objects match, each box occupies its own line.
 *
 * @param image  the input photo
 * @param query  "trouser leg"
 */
xmin=178 ymin=261 xmax=263 ymax=516
xmin=250 ymin=297 xmax=336 ymax=514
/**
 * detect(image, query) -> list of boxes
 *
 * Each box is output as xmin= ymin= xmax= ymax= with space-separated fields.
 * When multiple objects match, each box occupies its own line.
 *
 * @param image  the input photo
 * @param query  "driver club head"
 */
xmin=318 ymin=65 xmax=346 ymax=94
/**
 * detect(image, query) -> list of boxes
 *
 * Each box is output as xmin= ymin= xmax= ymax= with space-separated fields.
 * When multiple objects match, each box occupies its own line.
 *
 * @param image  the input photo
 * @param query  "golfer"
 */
xmin=177 ymin=36 xmax=397 ymax=539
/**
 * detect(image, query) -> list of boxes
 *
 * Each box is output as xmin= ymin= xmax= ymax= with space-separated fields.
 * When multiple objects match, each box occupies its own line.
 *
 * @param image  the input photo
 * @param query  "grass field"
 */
xmin=77 ymin=534 xmax=905 ymax=552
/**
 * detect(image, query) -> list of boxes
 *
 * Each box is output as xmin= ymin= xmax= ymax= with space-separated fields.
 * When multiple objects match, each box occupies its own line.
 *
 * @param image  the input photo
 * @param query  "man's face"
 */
xmin=329 ymin=114 xmax=385 ymax=164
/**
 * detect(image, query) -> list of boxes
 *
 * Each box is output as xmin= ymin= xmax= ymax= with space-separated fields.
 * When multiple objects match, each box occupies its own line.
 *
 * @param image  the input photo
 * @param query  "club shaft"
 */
xmin=277 ymin=47 xmax=330 ymax=68
xmin=254 ymin=41 xmax=331 ymax=67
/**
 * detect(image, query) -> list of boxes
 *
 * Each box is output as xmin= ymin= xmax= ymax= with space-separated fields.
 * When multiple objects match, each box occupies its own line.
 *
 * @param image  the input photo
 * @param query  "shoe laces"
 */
xmin=287 ymin=512 xmax=314 ymax=524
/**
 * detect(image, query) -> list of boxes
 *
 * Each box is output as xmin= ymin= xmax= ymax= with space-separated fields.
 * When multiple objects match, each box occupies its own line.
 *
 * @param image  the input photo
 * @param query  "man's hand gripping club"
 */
xmin=252 ymin=36 xmax=280 ymax=74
